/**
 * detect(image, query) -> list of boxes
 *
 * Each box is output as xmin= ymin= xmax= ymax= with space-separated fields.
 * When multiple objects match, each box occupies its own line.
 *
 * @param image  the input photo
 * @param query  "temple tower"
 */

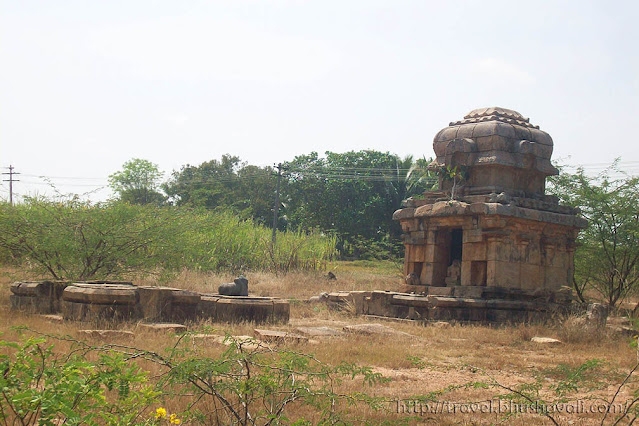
xmin=394 ymin=107 xmax=586 ymax=296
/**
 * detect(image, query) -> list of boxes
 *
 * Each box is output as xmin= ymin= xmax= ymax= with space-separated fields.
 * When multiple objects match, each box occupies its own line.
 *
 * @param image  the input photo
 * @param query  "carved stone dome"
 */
xmin=431 ymin=107 xmax=557 ymax=197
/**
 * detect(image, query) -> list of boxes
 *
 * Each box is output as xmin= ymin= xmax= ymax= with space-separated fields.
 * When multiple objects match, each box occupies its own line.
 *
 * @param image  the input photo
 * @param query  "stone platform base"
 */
xmin=199 ymin=295 xmax=289 ymax=324
xmin=323 ymin=286 xmax=572 ymax=323
xmin=10 ymin=281 xmax=69 ymax=314
xmin=10 ymin=281 xmax=290 ymax=325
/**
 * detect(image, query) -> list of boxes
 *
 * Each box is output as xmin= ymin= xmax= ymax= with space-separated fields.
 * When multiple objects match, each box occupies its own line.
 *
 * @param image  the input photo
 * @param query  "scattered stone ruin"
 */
xmin=316 ymin=107 xmax=587 ymax=322
xmin=10 ymin=278 xmax=289 ymax=325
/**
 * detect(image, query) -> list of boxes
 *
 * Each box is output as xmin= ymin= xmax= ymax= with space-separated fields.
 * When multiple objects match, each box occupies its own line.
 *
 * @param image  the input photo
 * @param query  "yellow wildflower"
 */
xmin=170 ymin=413 xmax=181 ymax=424
xmin=155 ymin=407 xmax=167 ymax=419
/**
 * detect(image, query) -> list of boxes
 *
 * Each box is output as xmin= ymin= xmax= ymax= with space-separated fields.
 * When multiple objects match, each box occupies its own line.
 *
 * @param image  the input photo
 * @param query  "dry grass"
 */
xmin=1 ymin=265 xmax=638 ymax=424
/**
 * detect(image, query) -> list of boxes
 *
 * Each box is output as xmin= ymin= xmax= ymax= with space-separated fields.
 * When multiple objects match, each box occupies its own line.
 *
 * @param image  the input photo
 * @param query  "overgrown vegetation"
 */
xmin=549 ymin=161 xmax=639 ymax=307
xmin=0 ymin=198 xmax=336 ymax=280
xmin=0 ymin=330 xmax=385 ymax=425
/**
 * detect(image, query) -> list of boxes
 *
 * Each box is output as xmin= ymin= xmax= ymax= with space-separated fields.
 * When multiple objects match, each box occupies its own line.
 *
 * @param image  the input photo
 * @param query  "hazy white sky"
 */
xmin=1 ymin=0 xmax=638 ymax=201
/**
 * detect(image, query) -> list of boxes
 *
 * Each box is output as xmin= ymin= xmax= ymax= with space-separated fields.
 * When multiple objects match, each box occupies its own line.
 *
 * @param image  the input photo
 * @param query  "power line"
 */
xmin=20 ymin=173 xmax=106 ymax=181
xmin=19 ymin=180 xmax=106 ymax=188
xmin=2 ymin=165 xmax=20 ymax=205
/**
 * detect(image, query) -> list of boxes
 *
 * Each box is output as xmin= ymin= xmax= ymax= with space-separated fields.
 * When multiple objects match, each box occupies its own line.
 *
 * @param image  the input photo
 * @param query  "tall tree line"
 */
xmin=108 ymin=151 xmax=434 ymax=259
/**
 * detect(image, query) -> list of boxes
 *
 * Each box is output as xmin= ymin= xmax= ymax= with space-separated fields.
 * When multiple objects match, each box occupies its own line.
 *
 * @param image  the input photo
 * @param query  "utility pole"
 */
xmin=272 ymin=163 xmax=283 ymax=247
xmin=2 ymin=165 xmax=20 ymax=206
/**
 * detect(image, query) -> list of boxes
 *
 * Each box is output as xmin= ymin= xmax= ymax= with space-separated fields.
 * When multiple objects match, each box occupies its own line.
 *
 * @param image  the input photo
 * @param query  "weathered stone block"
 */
xmin=271 ymin=299 xmax=290 ymax=323
xmin=10 ymin=294 xmax=53 ymax=313
xmin=10 ymin=281 xmax=69 ymax=313
xmin=198 ymin=295 xmax=219 ymax=319
xmin=520 ymin=264 xmax=542 ymax=290
xmin=489 ymin=261 xmax=521 ymax=288
xmin=452 ymin=286 xmax=484 ymax=298
xmin=62 ymin=300 xmax=139 ymax=322
xmin=347 ymin=291 xmax=371 ymax=315
xmin=216 ymin=298 xmax=274 ymax=324
xmin=137 ymin=287 xmax=177 ymax=321
xmin=63 ymin=285 xmax=139 ymax=305
xmin=427 ymin=286 xmax=453 ymax=296
xmin=391 ymin=294 xmax=430 ymax=308
xmin=366 ymin=292 xmax=402 ymax=317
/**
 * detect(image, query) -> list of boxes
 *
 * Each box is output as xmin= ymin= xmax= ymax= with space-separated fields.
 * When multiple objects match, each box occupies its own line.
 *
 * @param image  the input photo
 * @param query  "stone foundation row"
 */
xmin=10 ymin=280 xmax=289 ymax=324
xmin=320 ymin=287 xmax=570 ymax=323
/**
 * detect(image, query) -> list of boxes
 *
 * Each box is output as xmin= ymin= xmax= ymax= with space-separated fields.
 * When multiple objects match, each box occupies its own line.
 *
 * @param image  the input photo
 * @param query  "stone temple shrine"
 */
xmin=394 ymin=107 xmax=586 ymax=299
xmin=312 ymin=107 xmax=586 ymax=323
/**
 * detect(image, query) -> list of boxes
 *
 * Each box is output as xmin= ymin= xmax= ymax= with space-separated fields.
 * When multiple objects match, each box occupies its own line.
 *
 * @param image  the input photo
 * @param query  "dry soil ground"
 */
xmin=1 ymin=263 xmax=637 ymax=425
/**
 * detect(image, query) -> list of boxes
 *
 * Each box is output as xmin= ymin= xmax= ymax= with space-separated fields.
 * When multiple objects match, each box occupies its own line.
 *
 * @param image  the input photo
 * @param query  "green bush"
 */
xmin=0 ymin=331 xmax=384 ymax=425
xmin=0 ymin=198 xmax=336 ymax=280
xmin=0 ymin=334 xmax=158 ymax=425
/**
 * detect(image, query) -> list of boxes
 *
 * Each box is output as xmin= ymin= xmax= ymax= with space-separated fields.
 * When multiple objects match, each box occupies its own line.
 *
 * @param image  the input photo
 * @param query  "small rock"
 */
xmin=607 ymin=325 xmax=638 ymax=337
xmin=39 ymin=314 xmax=64 ymax=323
xmin=308 ymin=293 xmax=330 ymax=304
xmin=586 ymin=303 xmax=608 ymax=328
xmin=531 ymin=336 xmax=562 ymax=344
xmin=405 ymin=273 xmax=420 ymax=285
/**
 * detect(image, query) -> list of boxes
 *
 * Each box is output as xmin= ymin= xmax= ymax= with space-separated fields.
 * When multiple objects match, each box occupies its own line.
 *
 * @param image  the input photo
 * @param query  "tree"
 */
xmin=0 ymin=197 xmax=194 ymax=280
xmin=108 ymin=158 xmax=165 ymax=205
xmin=162 ymin=155 xmax=277 ymax=225
xmin=282 ymin=150 xmax=433 ymax=259
xmin=549 ymin=161 xmax=639 ymax=307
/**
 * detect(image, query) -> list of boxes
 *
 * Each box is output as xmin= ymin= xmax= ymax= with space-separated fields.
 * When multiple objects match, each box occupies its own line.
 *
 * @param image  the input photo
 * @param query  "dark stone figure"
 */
xmin=219 ymin=276 xmax=249 ymax=296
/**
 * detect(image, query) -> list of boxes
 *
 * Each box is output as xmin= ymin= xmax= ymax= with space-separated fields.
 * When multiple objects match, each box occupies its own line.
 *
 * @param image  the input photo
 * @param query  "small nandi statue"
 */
xmin=218 ymin=276 xmax=249 ymax=296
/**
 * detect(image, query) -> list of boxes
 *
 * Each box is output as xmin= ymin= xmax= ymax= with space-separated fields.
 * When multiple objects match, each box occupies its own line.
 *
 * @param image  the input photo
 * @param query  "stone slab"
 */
xmin=254 ymin=329 xmax=308 ymax=344
xmin=342 ymin=323 xmax=412 ymax=337
xmin=295 ymin=326 xmax=344 ymax=337
xmin=427 ymin=286 xmax=453 ymax=296
xmin=138 ymin=323 xmax=187 ymax=333
xmin=361 ymin=315 xmax=418 ymax=324
xmin=391 ymin=294 xmax=431 ymax=308
xmin=531 ymin=336 xmax=561 ymax=344
xmin=63 ymin=285 xmax=139 ymax=305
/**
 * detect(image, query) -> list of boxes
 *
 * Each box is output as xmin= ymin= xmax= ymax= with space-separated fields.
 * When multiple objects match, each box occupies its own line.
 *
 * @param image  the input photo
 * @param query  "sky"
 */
xmin=1 ymin=0 xmax=638 ymax=202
